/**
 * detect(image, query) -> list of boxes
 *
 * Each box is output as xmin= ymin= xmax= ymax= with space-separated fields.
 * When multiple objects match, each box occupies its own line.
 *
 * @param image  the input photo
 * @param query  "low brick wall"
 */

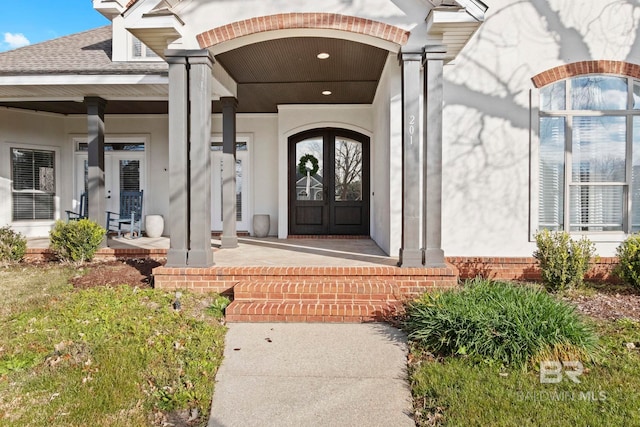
xmin=447 ymin=257 xmax=619 ymax=283
xmin=25 ymin=247 xmax=167 ymax=262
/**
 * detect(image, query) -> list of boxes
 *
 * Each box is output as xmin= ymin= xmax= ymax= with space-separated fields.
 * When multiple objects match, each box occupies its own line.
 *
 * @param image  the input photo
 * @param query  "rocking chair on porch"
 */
xmin=106 ymin=190 xmax=144 ymax=238
xmin=65 ymin=192 xmax=88 ymax=221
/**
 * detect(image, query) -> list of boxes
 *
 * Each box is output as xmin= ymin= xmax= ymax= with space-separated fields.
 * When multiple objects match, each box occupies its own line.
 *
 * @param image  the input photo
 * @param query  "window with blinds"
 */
xmin=11 ymin=148 xmax=55 ymax=221
xmin=131 ymin=36 xmax=159 ymax=60
xmin=539 ymin=75 xmax=640 ymax=233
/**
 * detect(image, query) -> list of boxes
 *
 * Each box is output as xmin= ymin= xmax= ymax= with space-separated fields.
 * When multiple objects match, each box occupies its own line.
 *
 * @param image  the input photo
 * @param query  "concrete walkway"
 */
xmin=208 ymin=323 xmax=415 ymax=427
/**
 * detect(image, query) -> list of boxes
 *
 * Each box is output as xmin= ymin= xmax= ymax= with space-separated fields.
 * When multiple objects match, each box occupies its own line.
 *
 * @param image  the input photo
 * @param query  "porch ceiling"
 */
xmin=214 ymin=37 xmax=390 ymax=113
xmin=0 ymin=34 xmax=390 ymax=115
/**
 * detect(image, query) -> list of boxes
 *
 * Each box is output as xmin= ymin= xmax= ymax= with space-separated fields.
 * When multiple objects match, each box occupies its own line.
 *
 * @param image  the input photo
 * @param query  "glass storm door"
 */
xmin=289 ymin=128 xmax=369 ymax=235
xmin=211 ymin=149 xmax=249 ymax=231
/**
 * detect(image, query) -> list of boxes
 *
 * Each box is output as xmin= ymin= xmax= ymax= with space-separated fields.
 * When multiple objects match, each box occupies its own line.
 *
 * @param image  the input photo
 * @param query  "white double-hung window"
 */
xmin=538 ymin=75 xmax=640 ymax=234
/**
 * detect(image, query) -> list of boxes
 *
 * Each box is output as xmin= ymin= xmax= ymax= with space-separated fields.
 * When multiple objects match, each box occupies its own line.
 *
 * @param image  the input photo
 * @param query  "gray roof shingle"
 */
xmin=0 ymin=26 xmax=167 ymax=76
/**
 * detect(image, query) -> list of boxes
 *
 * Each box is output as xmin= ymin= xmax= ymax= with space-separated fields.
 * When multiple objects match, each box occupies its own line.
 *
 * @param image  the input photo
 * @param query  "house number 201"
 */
xmin=409 ymin=115 xmax=416 ymax=144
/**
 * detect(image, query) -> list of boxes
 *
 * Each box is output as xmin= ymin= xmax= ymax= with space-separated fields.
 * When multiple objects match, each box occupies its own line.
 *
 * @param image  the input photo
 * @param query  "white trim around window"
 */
xmin=4 ymin=141 xmax=61 ymax=225
xmin=530 ymin=74 xmax=640 ymax=242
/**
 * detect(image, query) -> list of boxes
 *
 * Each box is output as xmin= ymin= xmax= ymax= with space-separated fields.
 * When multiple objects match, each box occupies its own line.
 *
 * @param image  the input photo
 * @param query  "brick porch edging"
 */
xmin=152 ymin=265 xmax=459 ymax=296
xmin=448 ymin=256 xmax=619 ymax=283
xmin=24 ymin=247 xmax=620 ymax=285
xmin=25 ymin=247 xmax=168 ymax=262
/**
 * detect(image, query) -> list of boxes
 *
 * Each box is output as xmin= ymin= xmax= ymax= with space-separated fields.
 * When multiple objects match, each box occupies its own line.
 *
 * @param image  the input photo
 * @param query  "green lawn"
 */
xmin=409 ymin=292 xmax=640 ymax=427
xmin=0 ymin=265 xmax=226 ymax=427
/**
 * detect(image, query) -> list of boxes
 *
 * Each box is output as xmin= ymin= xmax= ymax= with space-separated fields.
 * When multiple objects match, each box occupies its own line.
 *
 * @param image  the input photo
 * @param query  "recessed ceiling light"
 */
xmin=322 ymin=90 xmax=332 ymax=96
xmin=317 ymin=52 xmax=330 ymax=59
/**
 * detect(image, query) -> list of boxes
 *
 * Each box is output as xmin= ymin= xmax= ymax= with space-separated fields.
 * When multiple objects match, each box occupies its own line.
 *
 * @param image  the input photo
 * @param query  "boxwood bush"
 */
xmin=533 ymin=229 xmax=596 ymax=292
xmin=404 ymin=279 xmax=598 ymax=368
xmin=0 ymin=226 xmax=27 ymax=264
xmin=49 ymin=219 xmax=105 ymax=264
xmin=615 ymin=234 xmax=640 ymax=290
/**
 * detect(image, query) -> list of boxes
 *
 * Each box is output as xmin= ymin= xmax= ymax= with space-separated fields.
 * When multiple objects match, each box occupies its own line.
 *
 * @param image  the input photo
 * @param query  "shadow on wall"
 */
xmin=442 ymin=0 xmax=640 ymax=251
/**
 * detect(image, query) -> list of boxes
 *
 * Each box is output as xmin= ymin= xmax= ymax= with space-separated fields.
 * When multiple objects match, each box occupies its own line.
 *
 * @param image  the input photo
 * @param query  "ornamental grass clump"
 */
xmin=614 ymin=234 xmax=640 ymax=290
xmin=49 ymin=219 xmax=105 ymax=264
xmin=0 ymin=226 xmax=27 ymax=265
xmin=404 ymin=279 xmax=598 ymax=368
xmin=533 ymin=229 xmax=596 ymax=292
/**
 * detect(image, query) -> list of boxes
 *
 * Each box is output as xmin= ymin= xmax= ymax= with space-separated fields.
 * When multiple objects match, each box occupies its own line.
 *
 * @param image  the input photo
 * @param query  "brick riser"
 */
xmin=226 ymin=280 xmax=405 ymax=323
xmin=225 ymin=301 xmax=403 ymax=323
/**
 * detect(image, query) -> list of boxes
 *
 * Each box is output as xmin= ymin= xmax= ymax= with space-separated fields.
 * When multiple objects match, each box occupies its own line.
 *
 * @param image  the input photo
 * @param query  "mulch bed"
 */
xmin=69 ymin=258 xmax=164 ymax=289
xmin=563 ymin=284 xmax=640 ymax=322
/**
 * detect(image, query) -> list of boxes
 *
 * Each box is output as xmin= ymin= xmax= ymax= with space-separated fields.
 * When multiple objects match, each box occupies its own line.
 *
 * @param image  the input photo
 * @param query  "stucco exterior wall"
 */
xmin=149 ymin=0 xmax=414 ymax=51
xmin=441 ymin=0 xmax=640 ymax=258
xmin=0 ymin=109 xmax=67 ymax=237
xmin=372 ymin=54 xmax=403 ymax=256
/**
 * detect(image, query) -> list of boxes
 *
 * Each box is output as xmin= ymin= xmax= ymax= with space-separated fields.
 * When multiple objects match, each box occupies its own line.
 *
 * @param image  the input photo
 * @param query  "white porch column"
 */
xmin=423 ymin=46 xmax=447 ymax=267
xmin=85 ymin=96 xmax=107 ymax=247
xmin=398 ymin=51 xmax=424 ymax=267
xmin=221 ymin=97 xmax=238 ymax=248
xmin=165 ymin=50 xmax=214 ymax=267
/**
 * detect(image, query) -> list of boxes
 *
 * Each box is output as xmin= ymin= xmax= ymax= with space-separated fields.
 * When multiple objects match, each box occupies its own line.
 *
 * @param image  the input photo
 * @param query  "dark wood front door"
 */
xmin=289 ymin=128 xmax=370 ymax=235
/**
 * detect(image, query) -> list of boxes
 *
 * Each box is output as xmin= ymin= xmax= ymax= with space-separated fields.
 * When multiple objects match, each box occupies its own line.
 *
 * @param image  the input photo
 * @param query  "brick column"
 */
xmin=85 ymin=96 xmax=107 ymax=247
xmin=221 ymin=97 xmax=238 ymax=248
xmin=398 ymin=51 xmax=424 ymax=267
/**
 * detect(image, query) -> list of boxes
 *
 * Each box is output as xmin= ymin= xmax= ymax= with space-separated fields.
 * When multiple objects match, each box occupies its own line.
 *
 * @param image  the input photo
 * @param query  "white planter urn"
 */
xmin=145 ymin=215 xmax=164 ymax=238
xmin=253 ymin=214 xmax=270 ymax=238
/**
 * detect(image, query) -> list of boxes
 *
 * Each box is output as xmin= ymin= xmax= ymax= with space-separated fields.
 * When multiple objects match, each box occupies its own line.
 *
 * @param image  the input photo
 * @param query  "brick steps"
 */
xmin=225 ymin=301 xmax=403 ymax=323
xmin=226 ymin=280 xmax=404 ymax=323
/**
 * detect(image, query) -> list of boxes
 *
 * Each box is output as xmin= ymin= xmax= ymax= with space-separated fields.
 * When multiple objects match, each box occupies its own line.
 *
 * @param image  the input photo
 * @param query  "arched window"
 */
xmin=538 ymin=74 xmax=640 ymax=233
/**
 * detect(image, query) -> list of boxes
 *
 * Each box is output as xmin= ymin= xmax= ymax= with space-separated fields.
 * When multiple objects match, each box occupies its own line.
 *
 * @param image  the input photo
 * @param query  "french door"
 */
xmin=211 ymin=149 xmax=250 ymax=231
xmin=289 ymin=128 xmax=370 ymax=235
xmin=75 ymin=153 xmax=144 ymax=215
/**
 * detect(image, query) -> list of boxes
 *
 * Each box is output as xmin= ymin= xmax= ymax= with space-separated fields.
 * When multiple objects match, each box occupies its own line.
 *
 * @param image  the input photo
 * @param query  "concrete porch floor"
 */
xmin=27 ymin=236 xmax=399 ymax=267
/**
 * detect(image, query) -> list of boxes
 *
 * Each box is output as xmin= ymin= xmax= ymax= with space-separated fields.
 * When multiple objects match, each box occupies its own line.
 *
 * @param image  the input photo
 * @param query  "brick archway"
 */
xmin=532 ymin=60 xmax=640 ymax=87
xmin=196 ymin=13 xmax=409 ymax=49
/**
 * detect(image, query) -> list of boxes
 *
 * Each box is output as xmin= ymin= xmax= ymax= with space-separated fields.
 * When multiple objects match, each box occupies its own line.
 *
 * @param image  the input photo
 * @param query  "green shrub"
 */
xmin=533 ymin=229 xmax=596 ymax=292
xmin=207 ymin=295 xmax=231 ymax=319
xmin=49 ymin=219 xmax=105 ymax=264
xmin=614 ymin=234 xmax=640 ymax=290
xmin=404 ymin=279 xmax=598 ymax=368
xmin=0 ymin=226 xmax=27 ymax=264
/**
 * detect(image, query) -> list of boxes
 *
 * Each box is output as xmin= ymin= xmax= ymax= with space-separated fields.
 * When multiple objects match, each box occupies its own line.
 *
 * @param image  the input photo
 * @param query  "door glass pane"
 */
xmin=296 ymin=138 xmax=323 ymax=201
xmin=334 ymin=137 xmax=363 ymax=201
xmin=572 ymin=116 xmax=626 ymax=182
xmin=236 ymin=159 xmax=242 ymax=221
xmin=120 ymin=160 xmax=140 ymax=191
xmin=218 ymin=158 xmax=243 ymax=221
xmin=539 ymin=117 xmax=565 ymax=230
